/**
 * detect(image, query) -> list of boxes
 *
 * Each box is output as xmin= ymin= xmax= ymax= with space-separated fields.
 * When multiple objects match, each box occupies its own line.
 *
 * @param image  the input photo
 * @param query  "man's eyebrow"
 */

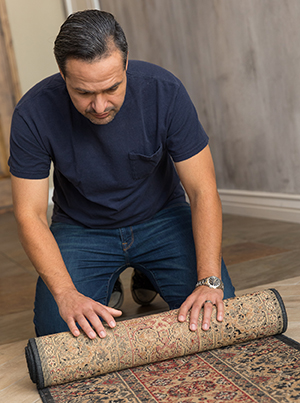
xmin=74 ymin=87 xmax=94 ymax=94
xmin=107 ymin=80 xmax=123 ymax=90
xmin=74 ymin=80 xmax=124 ymax=94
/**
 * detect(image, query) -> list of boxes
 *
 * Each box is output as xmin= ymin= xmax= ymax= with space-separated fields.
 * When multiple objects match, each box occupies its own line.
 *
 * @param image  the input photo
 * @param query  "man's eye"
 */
xmin=107 ymin=86 xmax=118 ymax=93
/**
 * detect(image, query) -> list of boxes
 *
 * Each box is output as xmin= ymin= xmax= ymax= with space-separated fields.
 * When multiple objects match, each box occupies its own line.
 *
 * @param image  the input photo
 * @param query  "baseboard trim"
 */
xmin=219 ymin=189 xmax=300 ymax=224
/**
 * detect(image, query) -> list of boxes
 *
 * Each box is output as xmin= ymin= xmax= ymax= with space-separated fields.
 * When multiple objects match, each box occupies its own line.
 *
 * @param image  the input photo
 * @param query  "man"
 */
xmin=9 ymin=10 xmax=235 ymax=340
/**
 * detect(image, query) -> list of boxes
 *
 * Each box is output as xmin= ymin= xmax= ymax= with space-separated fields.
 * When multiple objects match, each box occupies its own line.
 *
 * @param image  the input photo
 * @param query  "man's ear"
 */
xmin=59 ymin=67 xmax=66 ymax=81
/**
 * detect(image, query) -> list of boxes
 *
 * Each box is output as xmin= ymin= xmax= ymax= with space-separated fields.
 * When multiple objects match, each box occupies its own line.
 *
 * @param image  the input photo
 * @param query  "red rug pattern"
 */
xmin=40 ymin=335 xmax=300 ymax=402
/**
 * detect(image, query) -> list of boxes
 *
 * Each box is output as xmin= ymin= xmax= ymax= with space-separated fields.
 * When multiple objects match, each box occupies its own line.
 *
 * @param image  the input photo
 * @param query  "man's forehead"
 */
xmin=64 ymin=48 xmax=125 ymax=76
xmin=64 ymin=52 xmax=126 ymax=89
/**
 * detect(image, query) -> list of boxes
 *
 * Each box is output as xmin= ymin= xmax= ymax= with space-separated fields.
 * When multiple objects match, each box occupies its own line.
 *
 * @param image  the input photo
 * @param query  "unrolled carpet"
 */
xmin=26 ymin=289 xmax=294 ymax=402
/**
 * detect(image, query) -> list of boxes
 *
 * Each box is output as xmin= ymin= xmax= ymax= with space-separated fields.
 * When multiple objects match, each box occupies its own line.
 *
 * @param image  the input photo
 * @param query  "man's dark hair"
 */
xmin=54 ymin=10 xmax=128 ymax=76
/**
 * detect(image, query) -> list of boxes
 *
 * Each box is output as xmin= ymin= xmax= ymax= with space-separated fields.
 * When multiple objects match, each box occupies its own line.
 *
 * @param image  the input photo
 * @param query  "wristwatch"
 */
xmin=195 ymin=276 xmax=224 ymax=291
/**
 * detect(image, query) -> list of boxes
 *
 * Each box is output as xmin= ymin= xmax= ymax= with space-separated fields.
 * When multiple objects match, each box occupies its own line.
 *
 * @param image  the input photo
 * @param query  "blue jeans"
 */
xmin=34 ymin=203 xmax=235 ymax=336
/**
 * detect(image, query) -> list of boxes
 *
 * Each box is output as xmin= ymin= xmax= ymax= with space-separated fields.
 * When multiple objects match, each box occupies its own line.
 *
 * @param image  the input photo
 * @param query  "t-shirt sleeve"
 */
xmin=8 ymin=109 xmax=51 ymax=179
xmin=166 ymin=81 xmax=209 ymax=162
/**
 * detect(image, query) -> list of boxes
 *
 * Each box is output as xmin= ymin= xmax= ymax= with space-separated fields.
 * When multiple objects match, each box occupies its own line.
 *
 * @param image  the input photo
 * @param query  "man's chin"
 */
xmin=85 ymin=111 xmax=117 ymax=125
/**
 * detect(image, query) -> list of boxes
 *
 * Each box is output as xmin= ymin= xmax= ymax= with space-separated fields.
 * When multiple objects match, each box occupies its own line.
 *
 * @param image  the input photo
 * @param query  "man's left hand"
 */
xmin=177 ymin=286 xmax=224 ymax=331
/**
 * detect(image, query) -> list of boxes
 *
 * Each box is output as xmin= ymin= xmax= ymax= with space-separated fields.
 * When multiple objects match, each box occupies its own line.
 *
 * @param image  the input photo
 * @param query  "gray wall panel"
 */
xmin=100 ymin=0 xmax=300 ymax=194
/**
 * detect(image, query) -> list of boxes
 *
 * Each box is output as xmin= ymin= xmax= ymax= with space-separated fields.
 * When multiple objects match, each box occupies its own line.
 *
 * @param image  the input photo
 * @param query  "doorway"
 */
xmin=0 ymin=0 xmax=21 ymax=211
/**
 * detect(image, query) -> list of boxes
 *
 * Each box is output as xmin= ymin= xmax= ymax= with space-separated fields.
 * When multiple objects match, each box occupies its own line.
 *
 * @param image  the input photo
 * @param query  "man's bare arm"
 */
xmin=175 ymin=145 xmax=224 ymax=331
xmin=11 ymin=175 xmax=122 ymax=338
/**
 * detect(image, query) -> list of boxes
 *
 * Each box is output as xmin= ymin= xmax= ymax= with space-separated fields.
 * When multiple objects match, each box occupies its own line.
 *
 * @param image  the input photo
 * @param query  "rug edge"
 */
xmin=269 ymin=288 xmax=288 ymax=333
xmin=38 ymin=387 xmax=55 ymax=403
xmin=275 ymin=334 xmax=300 ymax=350
xmin=25 ymin=338 xmax=45 ymax=389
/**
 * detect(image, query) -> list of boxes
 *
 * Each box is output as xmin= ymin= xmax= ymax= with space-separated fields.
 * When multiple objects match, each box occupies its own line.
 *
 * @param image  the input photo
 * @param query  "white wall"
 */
xmin=6 ymin=0 xmax=65 ymax=95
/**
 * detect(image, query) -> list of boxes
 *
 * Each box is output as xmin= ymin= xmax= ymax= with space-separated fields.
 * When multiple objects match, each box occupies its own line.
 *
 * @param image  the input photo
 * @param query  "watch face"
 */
xmin=208 ymin=276 xmax=220 ymax=288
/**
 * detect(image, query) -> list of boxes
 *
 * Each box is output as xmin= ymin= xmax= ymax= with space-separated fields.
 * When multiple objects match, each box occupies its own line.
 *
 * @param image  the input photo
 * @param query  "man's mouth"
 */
xmin=92 ymin=111 xmax=111 ymax=119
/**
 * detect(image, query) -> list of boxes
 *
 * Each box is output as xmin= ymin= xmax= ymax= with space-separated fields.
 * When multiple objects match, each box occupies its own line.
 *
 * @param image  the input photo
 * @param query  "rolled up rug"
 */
xmin=25 ymin=288 xmax=287 ymax=390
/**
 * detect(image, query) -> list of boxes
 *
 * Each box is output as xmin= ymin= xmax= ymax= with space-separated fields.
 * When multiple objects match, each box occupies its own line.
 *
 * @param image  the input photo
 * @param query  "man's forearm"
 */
xmin=16 ymin=214 xmax=76 ymax=300
xmin=16 ymin=214 xmax=122 ymax=338
xmin=189 ymin=189 xmax=223 ymax=281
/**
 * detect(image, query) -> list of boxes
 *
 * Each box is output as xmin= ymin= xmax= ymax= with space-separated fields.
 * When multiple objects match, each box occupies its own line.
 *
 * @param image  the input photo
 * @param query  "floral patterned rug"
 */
xmin=25 ymin=289 xmax=298 ymax=402
xmin=39 ymin=335 xmax=300 ymax=402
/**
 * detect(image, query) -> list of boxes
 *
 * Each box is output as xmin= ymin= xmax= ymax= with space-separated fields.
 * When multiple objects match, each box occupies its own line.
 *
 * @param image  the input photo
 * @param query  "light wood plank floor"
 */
xmin=1 ymin=211 xmax=299 ymax=402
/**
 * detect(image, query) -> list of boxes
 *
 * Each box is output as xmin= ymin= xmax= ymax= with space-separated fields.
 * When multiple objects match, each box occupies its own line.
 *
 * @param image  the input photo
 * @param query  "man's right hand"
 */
xmin=56 ymin=289 xmax=123 ymax=339
xmin=11 ymin=175 xmax=122 ymax=339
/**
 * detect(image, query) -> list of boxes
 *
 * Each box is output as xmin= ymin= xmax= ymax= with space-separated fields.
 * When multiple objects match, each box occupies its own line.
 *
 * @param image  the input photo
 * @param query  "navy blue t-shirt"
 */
xmin=9 ymin=61 xmax=208 ymax=228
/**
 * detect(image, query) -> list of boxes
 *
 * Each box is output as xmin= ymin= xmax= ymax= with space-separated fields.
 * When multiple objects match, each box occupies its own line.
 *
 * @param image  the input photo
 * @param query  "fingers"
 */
xmin=201 ymin=298 xmax=224 ymax=330
xmin=69 ymin=313 xmax=99 ymax=339
xmin=92 ymin=304 xmax=123 ymax=339
xmin=105 ymin=306 xmax=124 ymax=318
xmin=201 ymin=301 xmax=215 ymax=330
xmin=178 ymin=299 xmax=192 ymax=324
xmin=58 ymin=291 xmax=123 ymax=339
xmin=67 ymin=319 xmax=81 ymax=338
xmin=67 ymin=305 xmax=122 ymax=339
xmin=215 ymin=299 xmax=225 ymax=322
xmin=178 ymin=287 xmax=224 ymax=332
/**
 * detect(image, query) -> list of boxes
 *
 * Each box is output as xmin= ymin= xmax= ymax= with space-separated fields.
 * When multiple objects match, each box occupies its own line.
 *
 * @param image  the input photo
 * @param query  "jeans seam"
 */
xmin=120 ymin=227 xmax=134 ymax=252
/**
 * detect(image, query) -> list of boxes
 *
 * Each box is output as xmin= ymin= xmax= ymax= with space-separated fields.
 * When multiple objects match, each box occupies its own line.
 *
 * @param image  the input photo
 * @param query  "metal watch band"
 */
xmin=195 ymin=276 xmax=224 ymax=291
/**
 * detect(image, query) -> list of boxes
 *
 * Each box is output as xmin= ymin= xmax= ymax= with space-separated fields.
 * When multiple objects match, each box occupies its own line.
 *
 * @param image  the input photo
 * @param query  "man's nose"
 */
xmin=91 ymin=94 xmax=108 ymax=113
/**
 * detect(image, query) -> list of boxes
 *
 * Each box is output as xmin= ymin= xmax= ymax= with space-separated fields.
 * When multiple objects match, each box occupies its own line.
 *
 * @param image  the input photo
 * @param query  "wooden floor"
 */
xmin=1 ymin=210 xmax=300 ymax=402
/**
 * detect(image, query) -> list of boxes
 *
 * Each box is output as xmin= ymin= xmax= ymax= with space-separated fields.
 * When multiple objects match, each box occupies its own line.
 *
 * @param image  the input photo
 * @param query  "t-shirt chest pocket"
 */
xmin=129 ymin=145 xmax=163 ymax=180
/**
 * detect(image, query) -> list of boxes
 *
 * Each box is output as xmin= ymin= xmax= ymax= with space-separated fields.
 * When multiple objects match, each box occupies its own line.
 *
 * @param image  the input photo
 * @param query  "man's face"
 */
xmin=62 ymin=50 xmax=128 ymax=125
